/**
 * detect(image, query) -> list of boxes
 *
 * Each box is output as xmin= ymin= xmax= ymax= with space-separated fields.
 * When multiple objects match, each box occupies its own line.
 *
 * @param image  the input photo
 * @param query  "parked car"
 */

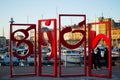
xmin=0 ymin=56 xmax=4 ymax=66
xmin=3 ymin=54 xmax=19 ymax=66
xmin=42 ymin=46 xmax=51 ymax=54
xmin=16 ymin=45 xmax=27 ymax=54
xmin=112 ymin=49 xmax=120 ymax=58
xmin=61 ymin=50 xmax=82 ymax=63
xmin=27 ymin=54 xmax=34 ymax=65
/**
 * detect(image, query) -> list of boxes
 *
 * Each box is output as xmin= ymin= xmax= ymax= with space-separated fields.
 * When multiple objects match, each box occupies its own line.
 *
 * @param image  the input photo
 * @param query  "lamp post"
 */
xmin=9 ymin=17 xmax=15 ymax=24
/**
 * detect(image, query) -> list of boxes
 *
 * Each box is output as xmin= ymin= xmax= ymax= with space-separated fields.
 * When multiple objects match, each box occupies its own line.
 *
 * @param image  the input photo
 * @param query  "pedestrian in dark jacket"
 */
xmin=104 ymin=47 xmax=108 ymax=68
xmin=96 ymin=47 xmax=101 ymax=70
xmin=91 ymin=49 xmax=97 ymax=69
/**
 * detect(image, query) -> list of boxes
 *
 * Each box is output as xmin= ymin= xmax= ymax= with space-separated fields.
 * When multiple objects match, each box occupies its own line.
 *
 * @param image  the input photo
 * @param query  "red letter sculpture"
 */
xmin=10 ymin=24 xmax=36 ymax=77
xmin=88 ymin=22 xmax=111 ymax=78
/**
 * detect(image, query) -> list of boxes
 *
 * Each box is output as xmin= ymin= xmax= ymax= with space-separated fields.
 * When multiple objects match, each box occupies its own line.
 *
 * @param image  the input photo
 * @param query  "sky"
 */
xmin=0 ymin=0 xmax=120 ymax=39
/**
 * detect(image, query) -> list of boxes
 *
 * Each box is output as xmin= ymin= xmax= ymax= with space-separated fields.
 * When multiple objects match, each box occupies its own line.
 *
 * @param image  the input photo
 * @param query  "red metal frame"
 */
xmin=88 ymin=21 xmax=112 ymax=78
xmin=10 ymin=24 xmax=37 ymax=77
xmin=38 ymin=19 xmax=57 ymax=77
xmin=59 ymin=14 xmax=86 ymax=77
xmin=9 ymin=16 xmax=111 ymax=78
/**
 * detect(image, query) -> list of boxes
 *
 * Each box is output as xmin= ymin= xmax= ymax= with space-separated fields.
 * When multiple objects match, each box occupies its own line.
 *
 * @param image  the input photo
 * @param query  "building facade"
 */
xmin=29 ymin=17 xmax=120 ymax=48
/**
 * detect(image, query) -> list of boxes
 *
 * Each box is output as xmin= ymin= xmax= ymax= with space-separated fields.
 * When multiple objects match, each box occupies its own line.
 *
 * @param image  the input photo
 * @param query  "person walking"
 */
xmin=91 ymin=49 xmax=97 ymax=69
xmin=104 ymin=47 xmax=108 ymax=68
xmin=96 ymin=47 xmax=102 ymax=70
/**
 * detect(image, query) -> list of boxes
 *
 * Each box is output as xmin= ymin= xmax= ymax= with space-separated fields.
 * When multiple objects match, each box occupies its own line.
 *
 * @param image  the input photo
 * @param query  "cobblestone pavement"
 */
xmin=0 ymin=66 xmax=120 ymax=80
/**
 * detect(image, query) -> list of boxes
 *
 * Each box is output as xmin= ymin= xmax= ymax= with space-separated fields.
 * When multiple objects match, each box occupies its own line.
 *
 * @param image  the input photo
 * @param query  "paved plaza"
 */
xmin=0 ymin=65 xmax=120 ymax=80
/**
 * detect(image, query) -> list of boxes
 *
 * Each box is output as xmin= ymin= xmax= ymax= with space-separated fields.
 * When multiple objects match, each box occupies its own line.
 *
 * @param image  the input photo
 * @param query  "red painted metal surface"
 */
xmin=10 ymin=24 xmax=36 ymax=77
xmin=59 ymin=14 xmax=86 ymax=77
xmin=9 ymin=16 xmax=112 ymax=78
xmin=38 ymin=19 xmax=57 ymax=77
xmin=88 ymin=21 xmax=112 ymax=78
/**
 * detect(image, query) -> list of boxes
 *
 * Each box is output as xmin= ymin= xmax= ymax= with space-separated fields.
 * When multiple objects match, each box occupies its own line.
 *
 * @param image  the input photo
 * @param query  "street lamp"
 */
xmin=9 ymin=17 xmax=15 ymax=24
